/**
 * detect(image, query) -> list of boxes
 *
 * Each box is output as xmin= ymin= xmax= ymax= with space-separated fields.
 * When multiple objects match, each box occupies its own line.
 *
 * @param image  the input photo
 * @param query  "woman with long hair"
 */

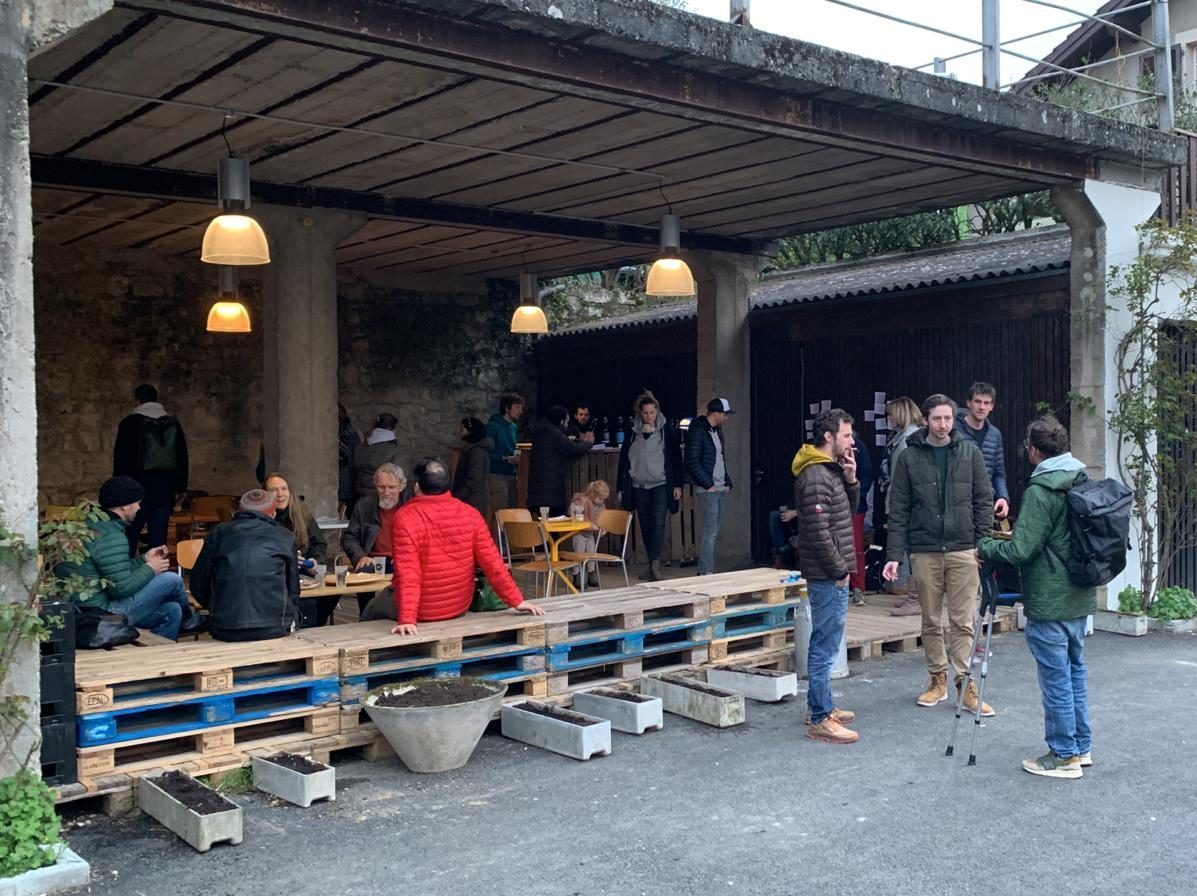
xmin=878 ymin=397 xmax=924 ymax=616
xmin=452 ymin=416 xmax=492 ymax=519
xmin=616 ymin=390 xmax=682 ymax=581
xmin=265 ymin=472 xmax=331 ymax=625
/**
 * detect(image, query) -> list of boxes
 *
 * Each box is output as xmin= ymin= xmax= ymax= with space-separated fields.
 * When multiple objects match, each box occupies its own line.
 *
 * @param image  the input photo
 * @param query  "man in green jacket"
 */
xmin=979 ymin=416 xmax=1095 ymax=780
xmin=883 ymin=394 xmax=994 ymax=715
xmin=62 ymin=476 xmax=200 ymax=640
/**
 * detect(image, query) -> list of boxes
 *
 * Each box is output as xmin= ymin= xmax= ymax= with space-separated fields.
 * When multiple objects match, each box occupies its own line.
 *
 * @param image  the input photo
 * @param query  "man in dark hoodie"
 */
xmin=883 ymin=394 xmax=994 ymax=716
xmin=792 ymin=408 xmax=860 ymax=744
xmin=113 ymin=383 xmax=188 ymax=555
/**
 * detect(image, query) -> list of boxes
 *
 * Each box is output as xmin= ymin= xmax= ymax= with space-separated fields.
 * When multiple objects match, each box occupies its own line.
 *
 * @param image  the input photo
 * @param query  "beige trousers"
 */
xmin=911 ymin=550 xmax=978 ymax=681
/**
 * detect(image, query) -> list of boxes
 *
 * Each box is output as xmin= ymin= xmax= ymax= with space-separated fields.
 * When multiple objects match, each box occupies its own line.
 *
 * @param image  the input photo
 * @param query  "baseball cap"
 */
xmin=707 ymin=398 xmax=735 ymax=414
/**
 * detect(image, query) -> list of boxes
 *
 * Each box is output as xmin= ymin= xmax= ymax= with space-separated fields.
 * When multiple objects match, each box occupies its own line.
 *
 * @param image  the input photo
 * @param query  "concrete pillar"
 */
xmin=1053 ymin=175 xmax=1162 ymax=607
xmin=1 ymin=0 xmax=111 ymax=778
xmin=256 ymin=206 xmax=365 ymax=519
xmin=689 ymin=250 xmax=767 ymax=570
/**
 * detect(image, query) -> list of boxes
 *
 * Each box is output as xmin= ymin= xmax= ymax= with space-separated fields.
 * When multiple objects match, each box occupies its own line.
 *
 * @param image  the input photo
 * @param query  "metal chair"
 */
xmin=559 ymin=509 xmax=633 ymax=589
xmin=503 ymin=520 xmax=579 ymax=600
xmin=495 ymin=508 xmax=536 ymax=566
xmin=175 ymin=538 xmax=204 ymax=571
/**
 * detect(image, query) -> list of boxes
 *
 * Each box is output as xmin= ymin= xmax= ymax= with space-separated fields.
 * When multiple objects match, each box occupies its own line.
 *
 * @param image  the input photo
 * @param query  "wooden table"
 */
xmin=542 ymin=518 xmax=591 ymax=594
xmin=301 ymin=571 xmax=390 ymax=599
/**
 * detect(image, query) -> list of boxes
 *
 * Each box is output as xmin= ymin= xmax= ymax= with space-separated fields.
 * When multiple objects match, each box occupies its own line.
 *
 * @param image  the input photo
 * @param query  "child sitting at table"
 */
xmin=569 ymin=480 xmax=609 ymax=588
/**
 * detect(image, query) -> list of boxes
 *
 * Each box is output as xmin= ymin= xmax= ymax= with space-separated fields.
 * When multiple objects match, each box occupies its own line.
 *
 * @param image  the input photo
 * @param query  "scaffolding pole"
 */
xmin=982 ymin=0 xmax=1001 ymax=89
xmin=1155 ymin=0 xmax=1175 ymax=131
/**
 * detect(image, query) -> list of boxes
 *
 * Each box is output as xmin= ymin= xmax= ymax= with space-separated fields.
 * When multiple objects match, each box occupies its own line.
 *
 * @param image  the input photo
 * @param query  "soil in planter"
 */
xmin=722 ymin=667 xmax=785 ymax=678
xmin=590 ymin=689 xmax=653 ymax=703
xmin=154 ymin=771 xmax=236 ymax=815
xmin=372 ymin=680 xmax=497 ymax=708
xmin=659 ymin=677 xmax=737 ymax=698
xmin=514 ymin=702 xmax=604 ymax=726
xmin=264 ymin=753 xmax=329 ymax=774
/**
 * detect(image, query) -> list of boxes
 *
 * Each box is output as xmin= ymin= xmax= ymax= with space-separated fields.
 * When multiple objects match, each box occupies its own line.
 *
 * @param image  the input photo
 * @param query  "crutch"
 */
xmin=946 ymin=562 xmax=1013 ymax=765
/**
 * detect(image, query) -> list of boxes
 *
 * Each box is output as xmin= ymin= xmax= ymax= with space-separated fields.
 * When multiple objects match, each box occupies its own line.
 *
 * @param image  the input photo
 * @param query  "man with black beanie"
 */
xmin=57 ymin=476 xmax=200 ymax=640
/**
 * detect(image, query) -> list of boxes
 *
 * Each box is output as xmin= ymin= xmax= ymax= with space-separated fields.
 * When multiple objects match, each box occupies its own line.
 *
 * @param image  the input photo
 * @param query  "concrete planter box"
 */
xmin=706 ymin=666 xmax=798 ymax=702
xmin=1093 ymin=610 xmax=1148 ymax=637
xmin=1147 ymin=616 xmax=1197 ymax=634
xmin=571 ymin=689 xmax=664 ymax=735
xmin=792 ymin=600 xmax=849 ymax=680
xmin=364 ymin=679 xmax=506 ymax=773
xmin=0 ymin=846 xmax=90 ymax=896
xmin=251 ymin=755 xmax=336 ymax=808
xmin=138 ymin=774 xmax=242 ymax=853
xmin=640 ymin=674 xmax=745 ymax=728
xmin=500 ymin=702 xmax=612 ymax=760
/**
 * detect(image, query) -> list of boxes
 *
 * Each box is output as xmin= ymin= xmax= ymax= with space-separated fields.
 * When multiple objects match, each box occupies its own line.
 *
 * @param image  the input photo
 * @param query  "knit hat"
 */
xmin=461 ymin=417 xmax=486 ymax=443
xmin=239 ymin=488 xmax=276 ymax=516
xmin=98 ymin=476 xmax=145 ymax=509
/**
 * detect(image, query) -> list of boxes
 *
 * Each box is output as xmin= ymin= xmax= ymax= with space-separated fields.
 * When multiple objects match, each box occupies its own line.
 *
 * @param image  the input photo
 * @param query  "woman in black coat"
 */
xmin=452 ymin=417 xmax=493 ymax=520
xmin=526 ymin=405 xmax=593 ymax=516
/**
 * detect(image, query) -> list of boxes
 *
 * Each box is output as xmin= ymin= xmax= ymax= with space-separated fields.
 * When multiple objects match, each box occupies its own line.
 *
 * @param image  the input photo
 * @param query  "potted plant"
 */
xmin=1146 ymin=586 xmax=1197 ymax=634
xmin=1 ymin=504 xmax=101 ymax=892
xmin=363 ymin=677 xmax=506 ymax=773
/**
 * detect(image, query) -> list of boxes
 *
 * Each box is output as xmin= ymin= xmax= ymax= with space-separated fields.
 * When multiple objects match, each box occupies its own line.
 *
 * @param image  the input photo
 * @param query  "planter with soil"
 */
xmin=1093 ymin=610 xmax=1148 ymax=637
xmin=571 ymin=688 xmax=664 ymax=735
xmin=363 ymin=677 xmax=506 ymax=773
xmin=706 ymin=666 xmax=798 ymax=702
xmin=251 ymin=752 xmax=336 ymax=808
xmin=640 ymin=673 xmax=745 ymax=728
xmin=500 ymin=701 xmax=612 ymax=760
xmin=138 ymin=771 xmax=242 ymax=853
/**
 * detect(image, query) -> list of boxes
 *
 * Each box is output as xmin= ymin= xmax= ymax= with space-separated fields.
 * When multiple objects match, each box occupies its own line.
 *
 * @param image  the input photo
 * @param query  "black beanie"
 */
xmin=99 ymin=476 xmax=145 ymax=509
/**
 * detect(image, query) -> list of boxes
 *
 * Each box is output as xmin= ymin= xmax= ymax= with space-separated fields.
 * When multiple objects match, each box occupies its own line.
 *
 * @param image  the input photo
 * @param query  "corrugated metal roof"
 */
xmin=546 ymin=226 xmax=1070 ymax=338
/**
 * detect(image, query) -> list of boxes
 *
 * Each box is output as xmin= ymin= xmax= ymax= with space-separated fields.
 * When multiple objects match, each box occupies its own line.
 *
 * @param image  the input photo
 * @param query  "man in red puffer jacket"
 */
xmin=384 ymin=458 xmax=544 ymax=635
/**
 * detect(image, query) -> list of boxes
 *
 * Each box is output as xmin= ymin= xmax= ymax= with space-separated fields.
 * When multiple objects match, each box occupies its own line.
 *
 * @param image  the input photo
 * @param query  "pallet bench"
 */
xmin=647 ymin=568 xmax=806 ymax=614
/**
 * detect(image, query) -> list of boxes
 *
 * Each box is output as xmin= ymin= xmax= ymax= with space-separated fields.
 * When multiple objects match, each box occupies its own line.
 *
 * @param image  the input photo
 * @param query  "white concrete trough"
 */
xmin=2 ymin=845 xmax=90 ymax=896
xmin=571 ymin=688 xmax=664 ymax=735
xmin=706 ymin=666 xmax=798 ymax=703
xmin=252 ymin=753 xmax=336 ymax=808
xmin=640 ymin=673 xmax=745 ymax=728
xmin=501 ymin=701 xmax=612 ymax=760
xmin=139 ymin=771 xmax=242 ymax=853
xmin=1093 ymin=610 xmax=1148 ymax=637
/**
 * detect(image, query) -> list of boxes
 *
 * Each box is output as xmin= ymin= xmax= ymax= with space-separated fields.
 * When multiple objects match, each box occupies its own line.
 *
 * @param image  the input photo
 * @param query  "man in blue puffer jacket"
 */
xmin=954 ymin=382 xmax=1009 ymax=520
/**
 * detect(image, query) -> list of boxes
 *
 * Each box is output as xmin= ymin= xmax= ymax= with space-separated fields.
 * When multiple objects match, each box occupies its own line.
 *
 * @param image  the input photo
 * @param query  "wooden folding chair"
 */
xmin=495 ymin=508 xmax=535 ymax=566
xmin=504 ymin=521 xmax=579 ymax=600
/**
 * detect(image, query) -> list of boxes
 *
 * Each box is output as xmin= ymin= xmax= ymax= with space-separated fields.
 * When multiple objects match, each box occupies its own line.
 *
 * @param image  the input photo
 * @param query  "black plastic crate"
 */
xmin=39 ymin=601 xmax=76 ymax=665
xmin=40 ymin=720 xmax=77 ymax=787
xmin=40 ymin=661 xmax=75 ymax=722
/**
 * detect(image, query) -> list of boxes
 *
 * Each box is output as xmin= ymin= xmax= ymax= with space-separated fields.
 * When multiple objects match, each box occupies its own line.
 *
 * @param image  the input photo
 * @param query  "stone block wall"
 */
xmin=34 ymin=249 xmax=533 ymax=505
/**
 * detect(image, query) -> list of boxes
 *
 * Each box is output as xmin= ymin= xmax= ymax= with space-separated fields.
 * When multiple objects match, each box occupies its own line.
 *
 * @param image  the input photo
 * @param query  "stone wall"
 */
xmin=34 ymin=249 xmax=534 ymax=505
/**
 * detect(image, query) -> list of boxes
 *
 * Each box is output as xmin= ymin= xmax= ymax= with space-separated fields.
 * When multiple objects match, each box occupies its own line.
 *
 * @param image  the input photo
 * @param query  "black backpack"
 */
xmin=1056 ymin=474 xmax=1133 ymax=587
xmin=139 ymin=416 xmax=182 ymax=472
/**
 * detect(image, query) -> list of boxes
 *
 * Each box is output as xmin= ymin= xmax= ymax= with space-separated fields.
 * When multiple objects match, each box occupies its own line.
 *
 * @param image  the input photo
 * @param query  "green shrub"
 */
xmin=1117 ymin=585 xmax=1143 ymax=615
xmin=1147 ymin=587 xmax=1197 ymax=622
xmin=0 ymin=770 xmax=62 ymax=877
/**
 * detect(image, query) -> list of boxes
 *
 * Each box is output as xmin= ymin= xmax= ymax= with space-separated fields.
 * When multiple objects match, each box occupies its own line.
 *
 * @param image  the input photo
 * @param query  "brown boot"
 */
xmin=804 ymin=707 xmax=856 ymax=725
xmin=916 ymin=672 xmax=948 ymax=707
xmin=957 ymin=679 xmax=996 ymax=717
xmin=805 ymin=716 xmax=859 ymax=744
xmin=891 ymin=594 xmax=921 ymax=616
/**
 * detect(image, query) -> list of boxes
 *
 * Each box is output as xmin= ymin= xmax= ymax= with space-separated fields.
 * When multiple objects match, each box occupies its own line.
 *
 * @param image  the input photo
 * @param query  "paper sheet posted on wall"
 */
xmin=873 ymin=403 xmax=886 ymax=415
xmin=875 ymin=420 xmax=888 ymax=432
xmin=874 ymin=391 xmax=886 ymax=403
xmin=820 ymin=399 xmax=831 ymax=411
xmin=809 ymin=403 xmax=819 ymax=415
xmin=876 ymin=434 xmax=886 ymax=446
xmin=864 ymin=410 xmax=875 ymax=422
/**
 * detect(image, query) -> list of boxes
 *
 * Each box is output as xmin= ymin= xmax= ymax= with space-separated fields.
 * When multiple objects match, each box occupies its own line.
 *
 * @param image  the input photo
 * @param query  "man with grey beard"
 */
xmin=344 ymin=463 xmax=408 ymax=615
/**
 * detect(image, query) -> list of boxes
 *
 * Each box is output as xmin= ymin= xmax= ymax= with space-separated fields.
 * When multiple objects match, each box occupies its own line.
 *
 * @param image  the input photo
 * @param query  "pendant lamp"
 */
xmin=201 ymin=157 xmax=270 ymax=265
xmin=645 ymin=213 xmax=696 ymax=297
xmin=510 ymin=271 xmax=548 ymax=334
xmin=206 ymin=265 xmax=252 ymax=333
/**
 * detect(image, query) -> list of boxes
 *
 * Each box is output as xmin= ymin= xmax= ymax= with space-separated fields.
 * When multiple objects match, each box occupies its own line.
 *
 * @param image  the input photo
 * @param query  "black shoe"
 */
xmin=180 ymin=614 xmax=208 ymax=636
xmin=587 ymin=574 xmax=600 ymax=589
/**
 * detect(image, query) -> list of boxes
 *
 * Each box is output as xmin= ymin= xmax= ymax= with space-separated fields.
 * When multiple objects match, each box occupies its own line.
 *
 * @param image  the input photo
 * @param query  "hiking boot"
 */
xmin=850 ymin=589 xmax=866 ymax=606
xmin=805 ymin=716 xmax=859 ymax=744
xmin=957 ymin=680 xmax=996 ymax=717
xmin=804 ymin=707 xmax=856 ymax=725
xmin=648 ymin=560 xmax=663 ymax=581
xmin=891 ymin=595 xmax=921 ymax=616
xmin=1022 ymin=753 xmax=1083 ymax=779
xmin=1078 ymin=752 xmax=1093 ymax=767
xmin=916 ymin=672 xmax=948 ymax=707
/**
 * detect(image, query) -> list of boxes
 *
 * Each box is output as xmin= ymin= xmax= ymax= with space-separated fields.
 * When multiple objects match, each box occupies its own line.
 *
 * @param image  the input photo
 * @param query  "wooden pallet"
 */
xmin=76 ymin=706 xmax=339 ymax=782
xmin=705 ymin=646 xmax=795 ymax=673
xmin=74 ymin=636 xmax=339 ymax=715
xmin=709 ymin=629 xmax=793 ymax=662
xmin=844 ymin=593 xmax=1017 ymax=661
xmin=545 ymin=643 xmax=709 ymax=696
xmin=295 ymin=617 xmax=546 ymax=676
xmin=645 ymin=568 xmax=806 ymax=613
xmin=529 ymin=586 xmax=710 ymax=645
xmin=338 ymin=654 xmax=547 ymax=704
xmin=709 ymin=604 xmax=798 ymax=639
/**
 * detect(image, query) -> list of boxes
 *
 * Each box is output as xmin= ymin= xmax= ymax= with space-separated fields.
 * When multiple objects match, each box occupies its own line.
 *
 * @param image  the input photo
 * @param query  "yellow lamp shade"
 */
xmin=201 ymin=214 xmax=270 ymax=265
xmin=510 ymin=304 xmax=548 ymax=334
xmin=646 ymin=257 xmax=695 ymax=297
xmin=206 ymin=300 xmax=252 ymax=333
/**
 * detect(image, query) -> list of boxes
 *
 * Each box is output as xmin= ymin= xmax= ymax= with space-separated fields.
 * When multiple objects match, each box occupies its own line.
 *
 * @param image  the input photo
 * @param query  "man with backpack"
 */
xmin=978 ymin=416 xmax=1118 ymax=780
xmin=113 ymin=384 xmax=189 ymax=555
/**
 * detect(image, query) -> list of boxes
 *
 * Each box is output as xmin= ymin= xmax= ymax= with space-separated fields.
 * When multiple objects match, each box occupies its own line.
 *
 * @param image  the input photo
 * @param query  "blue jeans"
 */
xmin=126 ymin=502 xmax=172 ymax=555
xmin=106 ymin=572 xmax=190 ymax=641
xmin=1024 ymin=617 xmax=1091 ymax=759
xmin=806 ymin=578 xmax=849 ymax=723
xmin=768 ymin=511 xmax=787 ymax=553
xmin=696 ymin=489 xmax=727 ymax=576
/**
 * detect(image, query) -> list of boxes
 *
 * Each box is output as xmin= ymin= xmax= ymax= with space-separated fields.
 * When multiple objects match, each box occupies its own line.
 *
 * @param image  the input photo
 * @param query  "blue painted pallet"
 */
xmin=710 ymin=605 xmax=795 ymax=639
xmin=76 ymin=678 xmax=340 ymax=748
xmin=546 ymin=620 xmax=711 ymax=672
xmin=341 ymin=647 xmax=545 ymax=703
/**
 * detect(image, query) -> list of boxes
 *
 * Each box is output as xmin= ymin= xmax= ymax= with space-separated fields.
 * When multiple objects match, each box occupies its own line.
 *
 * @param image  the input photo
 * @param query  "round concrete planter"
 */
xmin=363 ymin=678 xmax=506 ymax=773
